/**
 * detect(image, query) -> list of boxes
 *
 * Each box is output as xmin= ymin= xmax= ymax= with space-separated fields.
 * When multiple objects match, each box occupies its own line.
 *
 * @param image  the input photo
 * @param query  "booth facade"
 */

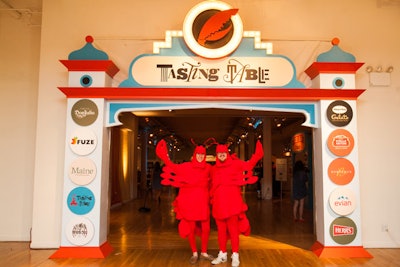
xmin=51 ymin=1 xmax=371 ymax=259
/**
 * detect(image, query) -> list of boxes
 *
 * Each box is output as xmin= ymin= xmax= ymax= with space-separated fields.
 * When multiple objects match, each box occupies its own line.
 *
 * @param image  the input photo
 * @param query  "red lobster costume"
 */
xmin=155 ymin=139 xmax=212 ymax=254
xmin=210 ymin=140 xmax=264 ymax=254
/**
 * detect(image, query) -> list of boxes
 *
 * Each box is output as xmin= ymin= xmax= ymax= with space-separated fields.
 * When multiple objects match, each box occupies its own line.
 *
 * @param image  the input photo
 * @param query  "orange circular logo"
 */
xmin=328 ymin=158 xmax=355 ymax=185
xmin=182 ymin=1 xmax=243 ymax=58
xmin=327 ymin=129 xmax=354 ymax=157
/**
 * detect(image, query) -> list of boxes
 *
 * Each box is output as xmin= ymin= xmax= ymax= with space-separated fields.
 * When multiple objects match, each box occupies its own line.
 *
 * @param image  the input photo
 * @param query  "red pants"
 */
xmin=215 ymin=215 xmax=239 ymax=253
xmin=188 ymin=219 xmax=210 ymax=253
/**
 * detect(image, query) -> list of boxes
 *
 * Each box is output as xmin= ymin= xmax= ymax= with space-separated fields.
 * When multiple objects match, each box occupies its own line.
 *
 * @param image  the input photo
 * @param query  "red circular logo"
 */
xmin=327 ymin=129 xmax=354 ymax=157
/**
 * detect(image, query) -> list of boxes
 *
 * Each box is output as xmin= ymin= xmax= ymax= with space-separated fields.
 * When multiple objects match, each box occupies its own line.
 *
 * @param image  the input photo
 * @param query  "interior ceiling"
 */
xmin=134 ymin=108 xmax=306 ymax=148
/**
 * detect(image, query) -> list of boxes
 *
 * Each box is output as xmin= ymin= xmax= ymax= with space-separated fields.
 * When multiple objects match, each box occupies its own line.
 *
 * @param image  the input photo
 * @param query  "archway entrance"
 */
xmin=108 ymin=104 xmax=314 ymax=249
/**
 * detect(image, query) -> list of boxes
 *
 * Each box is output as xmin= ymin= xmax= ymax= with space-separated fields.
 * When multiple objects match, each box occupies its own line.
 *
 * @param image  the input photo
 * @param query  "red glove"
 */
xmin=156 ymin=139 xmax=173 ymax=166
xmin=247 ymin=140 xmax=264 ymax=169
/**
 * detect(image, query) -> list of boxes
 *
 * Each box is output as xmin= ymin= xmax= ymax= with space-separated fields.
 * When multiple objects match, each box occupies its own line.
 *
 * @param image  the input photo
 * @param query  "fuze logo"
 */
xmin=71 ymin=137 xmax=95 ymax=145
xmin=69 ymin=128 xmax=97 ymax=156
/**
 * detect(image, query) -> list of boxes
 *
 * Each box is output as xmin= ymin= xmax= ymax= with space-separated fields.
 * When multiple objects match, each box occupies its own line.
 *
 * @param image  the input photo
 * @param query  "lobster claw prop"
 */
xmin=155 ymin=139 xmax=173 ymax=166
xmin=160 ymin=165 xmax=182 ymax=187
xmin=242 ymin=170 xmax=258 ymax=185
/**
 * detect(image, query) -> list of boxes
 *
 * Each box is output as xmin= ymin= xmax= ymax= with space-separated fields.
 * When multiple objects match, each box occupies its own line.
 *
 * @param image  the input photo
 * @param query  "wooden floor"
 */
xmin=1 ymin=189 xmax=399 ymax=267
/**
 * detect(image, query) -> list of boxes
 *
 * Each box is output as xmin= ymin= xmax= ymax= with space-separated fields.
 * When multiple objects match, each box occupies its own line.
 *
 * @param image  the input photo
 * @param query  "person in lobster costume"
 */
xmin=210 ymin=140 xmax=264 ymax=267
xmin=155 ymin=139 xmax=214 ymax=265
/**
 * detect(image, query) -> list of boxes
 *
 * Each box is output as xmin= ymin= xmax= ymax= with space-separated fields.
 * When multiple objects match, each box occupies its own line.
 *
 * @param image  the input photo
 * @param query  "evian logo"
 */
xmin=329 ymin=187 xmax=357 ymax=216
xmin=333 ymin=224 xmax=354 ymax=236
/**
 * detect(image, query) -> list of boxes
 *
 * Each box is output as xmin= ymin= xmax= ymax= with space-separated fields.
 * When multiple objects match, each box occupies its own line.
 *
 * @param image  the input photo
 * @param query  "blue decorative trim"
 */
xmin=107 ymin=102 xmax=317 ymax=128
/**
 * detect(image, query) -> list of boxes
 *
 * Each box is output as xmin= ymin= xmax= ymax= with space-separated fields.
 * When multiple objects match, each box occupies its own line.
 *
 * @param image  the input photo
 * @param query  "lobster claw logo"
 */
xmin=197 ymin=8 xmax=239 ymax=46
xmin=183 ymin=1 xmax=243 ymax=59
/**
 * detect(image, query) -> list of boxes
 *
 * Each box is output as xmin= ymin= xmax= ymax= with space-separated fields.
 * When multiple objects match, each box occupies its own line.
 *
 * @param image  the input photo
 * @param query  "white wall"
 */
xmin=0 ymin=9 xmax=40 ymax=240
xmin=0 ymin=0 xmax=398 ymax=248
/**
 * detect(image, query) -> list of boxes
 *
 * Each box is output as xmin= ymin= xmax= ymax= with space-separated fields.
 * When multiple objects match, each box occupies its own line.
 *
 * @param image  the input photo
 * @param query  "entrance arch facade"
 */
xmin=51 ymin=1 xmax=370 ymax=258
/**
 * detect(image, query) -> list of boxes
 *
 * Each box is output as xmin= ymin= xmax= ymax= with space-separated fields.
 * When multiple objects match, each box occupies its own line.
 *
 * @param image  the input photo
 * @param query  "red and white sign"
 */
xmin=327 ymin=129 xmax=354 ymax=157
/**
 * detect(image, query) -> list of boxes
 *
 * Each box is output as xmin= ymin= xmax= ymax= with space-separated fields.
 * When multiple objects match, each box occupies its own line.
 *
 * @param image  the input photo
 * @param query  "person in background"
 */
xmin=151 ymin=161 xmax=163 ymax=204
xmin=156 ymin=139 xmax=214 ymax=265
xmin=210 ymin=140 xmax=264 ymax=267
xmin=292 ymin=160 xmax=308 ymax=222
xmin=254 ymin=162 xmax=263 ymax=199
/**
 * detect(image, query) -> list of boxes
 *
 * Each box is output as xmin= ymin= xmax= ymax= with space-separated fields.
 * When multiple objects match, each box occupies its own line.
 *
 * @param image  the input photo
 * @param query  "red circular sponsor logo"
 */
xmin=327 ymin=129 xmax=354 ymax=157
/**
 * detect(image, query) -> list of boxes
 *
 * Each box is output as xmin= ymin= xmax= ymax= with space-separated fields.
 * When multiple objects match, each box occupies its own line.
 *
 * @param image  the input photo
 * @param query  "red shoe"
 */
xmin=299 ymin=218 xmax=305 ymax=223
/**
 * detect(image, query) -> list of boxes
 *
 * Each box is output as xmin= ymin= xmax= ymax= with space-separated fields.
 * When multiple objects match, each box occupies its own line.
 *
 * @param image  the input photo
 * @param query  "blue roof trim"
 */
xmin=317 ymin=44 xmax=355 ymax=63
xmin=107 ymin=102 xmax=317 ymax=128
xmin=69 ymin=42 xmax=109 ymax=60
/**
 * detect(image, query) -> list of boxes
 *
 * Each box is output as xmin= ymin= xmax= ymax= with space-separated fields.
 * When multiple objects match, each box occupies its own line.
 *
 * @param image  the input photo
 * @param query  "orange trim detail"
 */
xmin=311 ymin=241 xmax=373 ymax=258
xmin=49 ymin=241 xmax=113 ymax=259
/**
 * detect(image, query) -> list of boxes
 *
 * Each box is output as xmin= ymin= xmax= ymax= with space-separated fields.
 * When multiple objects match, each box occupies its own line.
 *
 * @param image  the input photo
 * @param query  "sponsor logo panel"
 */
xmin=69 ymin=128 xmax=98 ymax=156
xmin=327 ymin=100 xmax=353 ymax=127
xmin=329 ymin=217 xmax=357 ymax=245
xmin=67 ymin=187 xmax=95 ymax=215
xmin=68 ymin=157 xmax=97 ymax=186
xmin=328 ymin=158 xmax=355 ymax=185
xmin=65 ymin=216 xmax=95 ymax=246
xmin=329 ymin=187 xmax=357 ymax=216
xmin=71 ymin=99 xmax=98 ymax=126
xmin=327 ymin=129 xmax=354 ymax=157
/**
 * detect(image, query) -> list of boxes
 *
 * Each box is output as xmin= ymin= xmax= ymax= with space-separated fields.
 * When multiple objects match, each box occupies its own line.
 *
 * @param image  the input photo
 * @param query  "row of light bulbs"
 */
xmin=366 ymin=66 xmax=394 ymax=73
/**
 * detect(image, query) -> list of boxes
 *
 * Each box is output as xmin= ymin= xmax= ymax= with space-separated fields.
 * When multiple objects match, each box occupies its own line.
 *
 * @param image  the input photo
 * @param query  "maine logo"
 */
xmin=68 ymin=157 xmax=97 ymax=185
xmin=65 ymin=216 xmax=94 ymax=246
xmin=183 ymin=0 xmax=243 ymax=58
xmin=327 ymin=100 xmax=353 ymax=127
xmin=71 ymin=99 xmax=98 ymax=126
